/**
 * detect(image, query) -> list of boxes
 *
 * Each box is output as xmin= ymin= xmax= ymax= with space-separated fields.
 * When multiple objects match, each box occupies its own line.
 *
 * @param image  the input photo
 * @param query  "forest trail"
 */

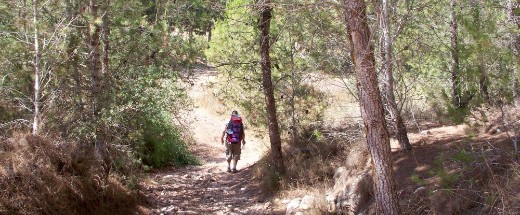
xmin=137 ymin=69 xmax=515 ymax=214
xmin=140 ymin=69 xmax=278 ymax=215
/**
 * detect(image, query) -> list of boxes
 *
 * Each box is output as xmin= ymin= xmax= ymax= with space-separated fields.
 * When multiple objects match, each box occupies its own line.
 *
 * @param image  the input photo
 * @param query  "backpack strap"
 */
xmin=227 ymin=119 xmax=232 ymax=130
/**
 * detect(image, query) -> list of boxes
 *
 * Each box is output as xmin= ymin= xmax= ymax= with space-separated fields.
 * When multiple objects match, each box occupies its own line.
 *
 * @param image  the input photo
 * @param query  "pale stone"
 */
xmin=299 ymin=195 xmax=315 ymax=210
xmin=285 ymin=198 xmax=302 ymax=215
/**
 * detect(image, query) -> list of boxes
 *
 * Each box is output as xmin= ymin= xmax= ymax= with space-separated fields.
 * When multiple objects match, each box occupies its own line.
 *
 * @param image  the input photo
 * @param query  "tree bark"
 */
xmin=89 ymin=0 xmax=109 ymax=176
xmin=290 ymin=42 xmax=297 ymax=145
xmin=344 ymin=0 xmax=401 ymax=214
xmin=101 ymin=0 xmax=111 ymax=176
xmin=32 ymin=0 xmax=40 ymax=135
xmin=89 ymin=0 xmax=101 ymax=121
xmin=509 ymin=0 xmax=520 ymax=55
xmin=379 ymin=0 xmax=412 ymax=151
xmin=101 ymin=0 xmax=110 ymax=76
xmin=259 ymin=0 xmax=285 ymax=174
xmin=508 ymin=0 xmax=520 ymax=98
xmin=450 ymin=0 xmax=462 ymax=109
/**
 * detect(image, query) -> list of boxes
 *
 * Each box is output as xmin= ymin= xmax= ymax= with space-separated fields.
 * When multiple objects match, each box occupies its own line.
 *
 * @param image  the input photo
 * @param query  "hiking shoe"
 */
xmin=227 ymin=168 xmax=232 ymax=173
xmin=232 ymin=169 xmax=237 ymax=173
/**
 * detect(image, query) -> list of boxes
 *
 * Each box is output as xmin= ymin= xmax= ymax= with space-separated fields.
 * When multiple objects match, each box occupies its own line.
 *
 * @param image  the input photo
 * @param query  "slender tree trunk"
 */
xmin=379 ymin=0 xmax=412 ymax=151
xmin=100 ymin=0 xmax=111 ymax=175
xmin=32 ymin=0 xmax=40 ymax=135
xmin=207 ymin=23 xmax=213 ymax=44
xmin=259 ymin=0 xmax=285 ymax=174
xmin=450 ymin=0 xmax=462 ymax=108
xmin=508 ymin=0 xmax=520 ymax=98
xmin=509 ymin=0 xmax=520 ymax=55
xmin=22 ymin=0 xmax=28 ymax=40
xmin=89 ymin=0 xmax=101 ymax=121
xmin=89 ymin=0 xmax=109 ymax=176
xmin=290 ymin=42 xmax=297 ymax=145
xmin=101 ymin=0 xmax=110 ymax=76
xmin=344 ymin=0 xmax=401 ymax=214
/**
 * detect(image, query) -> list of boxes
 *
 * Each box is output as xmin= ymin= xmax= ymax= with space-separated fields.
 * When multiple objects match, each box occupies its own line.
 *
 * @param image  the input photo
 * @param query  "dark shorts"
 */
xmin=226 ymin=142 xmax=241 ymax=161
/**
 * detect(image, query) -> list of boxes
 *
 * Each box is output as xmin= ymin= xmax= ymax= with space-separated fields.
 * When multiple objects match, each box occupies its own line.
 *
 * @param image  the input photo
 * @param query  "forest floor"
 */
xmin=138 ymin=69 xmax=517 ymax=214
xmin=392 ymin=124 xmax=512 ymax=192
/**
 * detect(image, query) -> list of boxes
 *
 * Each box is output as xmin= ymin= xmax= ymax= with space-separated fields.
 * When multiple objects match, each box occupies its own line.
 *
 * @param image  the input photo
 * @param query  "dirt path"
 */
xmin=140 ymin=69 xmax=276 ymax=215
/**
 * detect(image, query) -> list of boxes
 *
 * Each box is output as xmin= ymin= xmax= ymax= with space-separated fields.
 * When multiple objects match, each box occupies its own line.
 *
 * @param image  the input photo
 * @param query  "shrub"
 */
xmin=99 ymin=65 xmax=199 ymax=170
xmin=253 ymin=124 xmax=353 ymax=195
xmin=136 ymin=112 xmax=199 ymax=168
xmin=254 ymin=152 xmax=284 ymax=195
xmin=0 ymin=135 xmax=137 ymax=214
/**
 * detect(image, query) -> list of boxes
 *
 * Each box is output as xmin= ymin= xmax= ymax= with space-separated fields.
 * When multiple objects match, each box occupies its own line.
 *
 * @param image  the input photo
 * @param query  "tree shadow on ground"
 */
xmin=141 ymin=163 xmax=284 ymax=214
xmin=392 ymin=128 xmax=515 ymax=197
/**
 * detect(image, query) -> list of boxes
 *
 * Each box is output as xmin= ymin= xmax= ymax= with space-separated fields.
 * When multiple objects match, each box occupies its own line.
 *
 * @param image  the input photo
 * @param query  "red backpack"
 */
xmin=226 ymin=115 xmax=243 ymax=143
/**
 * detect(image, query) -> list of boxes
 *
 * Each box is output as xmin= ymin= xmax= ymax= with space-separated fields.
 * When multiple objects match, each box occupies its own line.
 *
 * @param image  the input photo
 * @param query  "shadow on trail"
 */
xmin=142 ymin=163 xmax=280 ymax=214
xmin=191 ymin=144 xmax=228 ymax=164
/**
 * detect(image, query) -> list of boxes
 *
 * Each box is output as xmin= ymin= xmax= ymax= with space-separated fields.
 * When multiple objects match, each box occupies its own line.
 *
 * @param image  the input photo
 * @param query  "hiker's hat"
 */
xmin=231 ymin=110 xmax=238 ymax=116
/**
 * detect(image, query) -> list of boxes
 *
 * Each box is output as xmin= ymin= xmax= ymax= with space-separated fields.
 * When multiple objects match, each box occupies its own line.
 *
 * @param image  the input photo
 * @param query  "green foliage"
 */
xmin=452 ymin=150 xmax=475 ymax=164
xmin=444 ymin=100 xmax=470 ymax=124
xmin=394 ymin=0 xmax=517 ymax=121
xmin=312 ymin=129 xmax=323 ymax=141
xmin=206 ymin=0 xmax=258 ymax=69
xmin=0 ymin=0 xmax=221 ymax=172
xmin=430 ymin=156 xmax=461 ymax=188
xmin=411 ymin=173 xmax=425 ymax=185
xmin=485 ymin=193 xmax=497 ymax=206
xmin=207 ymin=0 xmax=335 ymax=138
xmin=137 ymin=112 xmax=199 ymax=167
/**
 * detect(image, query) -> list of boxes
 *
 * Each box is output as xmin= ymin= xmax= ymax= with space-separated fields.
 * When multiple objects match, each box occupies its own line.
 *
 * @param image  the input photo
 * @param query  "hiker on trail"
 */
xmin=221 ymin=110 xmax=246 ymax=173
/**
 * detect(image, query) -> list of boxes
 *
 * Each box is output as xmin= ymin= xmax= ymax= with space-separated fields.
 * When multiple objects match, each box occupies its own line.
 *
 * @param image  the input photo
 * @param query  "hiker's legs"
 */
xmin=232 ymin=159 xmax=238 ymax=170
xmin=226 ymin=160 xmax=232 ymax=172
xmin=225 ymin=142 xmax=232 ymax=172
xmin=230 ymin=143 xmax=241 ymax=171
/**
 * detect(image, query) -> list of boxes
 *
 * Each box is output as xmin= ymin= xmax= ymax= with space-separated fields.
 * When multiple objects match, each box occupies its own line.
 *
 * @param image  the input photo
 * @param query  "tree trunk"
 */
xmin=450 ymin=0 xmax=462 ymax=108
xmin=101 ymin=0 xmax=110 ymax=76
xmin=101 ymin=0 xmax=111 ymax=176
xmin=508 ymin=0 xmax=520 ymax=98
xmin=344 ymin=0 xmax=401 ymax=214
xmin=290 ymin=42 xmax=297 ymax=145
xmin=379 ymin=0 xmax=412 ymax=151
xmin=509 ymin=0 xmax=520 ymax=55
xmin=259 ymin=0 xmax=285 ymax=174
xmin=89 ymin=0 xmax=101 ymax=122
xmin=32 ymin=0 xmax=40 ymax=135
xmin=89 ymin=0 xmax=109 ymax=176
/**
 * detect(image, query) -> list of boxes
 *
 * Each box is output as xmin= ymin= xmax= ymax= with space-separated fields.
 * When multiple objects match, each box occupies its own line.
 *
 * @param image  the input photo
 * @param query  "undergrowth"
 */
xmin=0 ymin=135 xmax=138 ymax=214
xmin=253 ymin=124 xmax=365 ymax=214
xmin=406 ymin=137 xmax=520 ymax=214
xmin=254 ymin=127 xmax=349 ymax=193
xmin=135 ymin=111 xmax=199 ymax=168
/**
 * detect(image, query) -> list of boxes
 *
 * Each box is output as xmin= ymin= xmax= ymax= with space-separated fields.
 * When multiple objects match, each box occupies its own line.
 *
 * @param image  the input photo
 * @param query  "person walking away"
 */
xmin=221 ymin=110 xmax=246 ymax=173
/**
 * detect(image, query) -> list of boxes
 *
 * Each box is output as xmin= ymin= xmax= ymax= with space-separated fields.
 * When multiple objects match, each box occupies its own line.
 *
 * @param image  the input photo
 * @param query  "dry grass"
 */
xmin=424 ymin=151 xmax=520 ymax=214
xmin=497 ymin=163 xmax=520 ymax=213
xmin=403 ymin=101 xmax=520 ymax=214
xmin=0 ymin=134 xmax=138 ymax=215
xmin=252 ymin=121 xmax=371 ymax=213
